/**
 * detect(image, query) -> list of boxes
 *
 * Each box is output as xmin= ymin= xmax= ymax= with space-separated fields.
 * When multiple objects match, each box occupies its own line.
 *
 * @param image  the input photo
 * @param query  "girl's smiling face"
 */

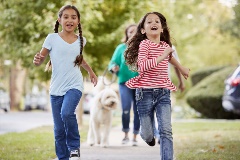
xmin=141 ymin=13 xmax=163 ymax=39
xmin=58 ymin=8 xmax=79 ymax=33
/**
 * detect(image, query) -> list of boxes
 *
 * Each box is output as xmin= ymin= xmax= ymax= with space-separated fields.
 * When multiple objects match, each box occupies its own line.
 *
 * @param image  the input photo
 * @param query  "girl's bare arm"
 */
xmin=33 ymin=48 xmax=49 ymax=66
xmin=169 ymin=57 xmax=190 ymax=80
xmin=81 ymin=59 xmax=98 ymax=86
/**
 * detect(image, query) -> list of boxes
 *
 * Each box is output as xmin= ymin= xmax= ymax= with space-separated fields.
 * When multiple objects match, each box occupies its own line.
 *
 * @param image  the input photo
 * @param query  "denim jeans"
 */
xmin=119 ymin=83 xmax=140 ymax=134
xmin=136 ymin=88 xmax=173 ymax=160
xmin=50 ymin=89 xmax=82 ymax=160
xmin=153 ymin=114 xmax=160 ymax=140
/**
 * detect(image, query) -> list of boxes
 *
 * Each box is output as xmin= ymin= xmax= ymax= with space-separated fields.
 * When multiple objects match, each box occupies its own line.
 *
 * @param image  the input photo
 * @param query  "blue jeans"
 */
xmin=153 ymin=114 xmax=160 ymax=140
xmin=119 ymin=83 xmax=140 ymax=134
xmin=136 ymin=88 xmax=173 ymax=160
xmin=50 ymin=89 xmax=82 ymax=160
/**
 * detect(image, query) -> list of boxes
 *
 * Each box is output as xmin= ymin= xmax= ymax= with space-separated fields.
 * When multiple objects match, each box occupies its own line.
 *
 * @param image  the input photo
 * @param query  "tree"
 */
xmin=220 ymin=1 xmax=240 ymax=39
xmin=0 ymin=0 xmax=64 ymax=110
xmin=71 ymin=0 xmax=150 ymax=74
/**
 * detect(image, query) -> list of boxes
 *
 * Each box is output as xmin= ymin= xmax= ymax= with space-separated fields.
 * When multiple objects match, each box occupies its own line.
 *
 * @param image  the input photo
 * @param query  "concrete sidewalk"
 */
xmin=80 ymin=125 xmax=160 ymax=160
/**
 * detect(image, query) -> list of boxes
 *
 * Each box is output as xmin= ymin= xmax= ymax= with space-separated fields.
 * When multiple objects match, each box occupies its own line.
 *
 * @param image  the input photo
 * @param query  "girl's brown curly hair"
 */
xmin=124 ymin=12 xmax=172 ymax=71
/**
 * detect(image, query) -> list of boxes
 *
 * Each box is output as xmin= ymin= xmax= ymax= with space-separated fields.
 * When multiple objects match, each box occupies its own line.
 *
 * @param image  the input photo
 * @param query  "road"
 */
xmin=0 ymin=111 xmax=55 ymax=134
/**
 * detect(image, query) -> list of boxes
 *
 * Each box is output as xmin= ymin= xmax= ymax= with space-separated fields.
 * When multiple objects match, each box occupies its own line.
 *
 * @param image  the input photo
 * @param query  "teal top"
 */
xmin=108 ymin=43 xmax=138 ymax=84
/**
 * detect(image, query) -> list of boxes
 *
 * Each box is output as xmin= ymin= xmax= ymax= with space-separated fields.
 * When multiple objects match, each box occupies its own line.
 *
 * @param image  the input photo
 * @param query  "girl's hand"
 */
xmin=157 ymin=47 xmax=174 ymax=64
xmin=33 ymin=52 xmax=45 ymax=66
xmin=89 ymin=71 xmax=98 ymax=87
xmin=180 ymin=67 xmax=190 ymax=80
xmin=178 ymin=81 xmax=185 ymax=92
xmin=111 ymin=65 xmax=119 ymax=73
xmin=162 ymin=47 xmax=174 ymax=59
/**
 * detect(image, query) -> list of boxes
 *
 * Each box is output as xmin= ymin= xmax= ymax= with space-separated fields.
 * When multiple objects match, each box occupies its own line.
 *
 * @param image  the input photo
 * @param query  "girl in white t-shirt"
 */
xmin=33 ymin=5 xmax=97 ymax=160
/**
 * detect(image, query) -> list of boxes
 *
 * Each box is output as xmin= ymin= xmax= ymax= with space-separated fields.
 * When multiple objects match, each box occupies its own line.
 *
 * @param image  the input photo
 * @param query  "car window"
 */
xmin=237 ymin=71 xmax=240 ymax=77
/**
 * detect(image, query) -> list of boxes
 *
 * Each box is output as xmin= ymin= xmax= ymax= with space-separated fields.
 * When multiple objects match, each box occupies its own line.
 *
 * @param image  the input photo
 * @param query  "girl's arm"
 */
xmin=33 ymin=48 xmax=49 ymax=66
xmin=108 ymin=44 xmax=122 ymax=73
xmin=81 ymin=59 xmax=98 ymax=86
xmin=169 ymin=57 xmax=190 ymax=80
xmin=156 ymin=47 xmax=173 ymax=64
xmin=138 ymin=40 xmax=166 ymax=72
xmin=173 ymin=67 xmax=185 ymax=92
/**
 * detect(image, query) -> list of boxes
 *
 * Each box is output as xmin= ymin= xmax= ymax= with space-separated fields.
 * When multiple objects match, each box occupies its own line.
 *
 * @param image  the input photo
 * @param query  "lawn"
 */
xmin=0 ymin=119 xmax=239 ymax=160
xmin=173 ymin=120 xmax=240 ymax=160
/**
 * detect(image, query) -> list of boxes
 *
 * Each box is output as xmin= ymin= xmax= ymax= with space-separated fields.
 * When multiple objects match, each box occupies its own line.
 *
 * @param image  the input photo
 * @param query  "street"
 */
xmin=0 ymin=111 xmax=55 ymax=134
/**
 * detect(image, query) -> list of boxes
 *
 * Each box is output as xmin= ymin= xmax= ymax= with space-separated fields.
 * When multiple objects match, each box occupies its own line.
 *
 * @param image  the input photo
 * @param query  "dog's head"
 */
xmin=99 ymin=88 xmax=119 ymax=111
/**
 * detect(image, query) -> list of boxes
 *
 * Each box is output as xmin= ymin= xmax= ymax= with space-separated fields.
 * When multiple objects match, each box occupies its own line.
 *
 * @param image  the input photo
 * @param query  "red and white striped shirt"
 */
xmin=126 ymin=39 xmax=177 ymax=91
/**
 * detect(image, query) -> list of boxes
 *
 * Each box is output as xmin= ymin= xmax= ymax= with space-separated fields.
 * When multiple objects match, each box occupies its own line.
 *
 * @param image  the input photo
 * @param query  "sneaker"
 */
xmin=122 ymin=137 xmax=129 ymax=144
xmin=132 ymin=140 xmax=138 ymax=146
xmin=146 ymin=137 xmax=155 ymax=146
xmin=70 ymin=149 xmax=80 ymax=160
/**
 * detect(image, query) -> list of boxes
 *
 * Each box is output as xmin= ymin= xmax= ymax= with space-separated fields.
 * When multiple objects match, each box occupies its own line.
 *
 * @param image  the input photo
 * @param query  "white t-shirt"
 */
xmin=168 ymin=45 xmax=180 ymax=78
xmin=42 ymin=33 xmax=86 ymax=96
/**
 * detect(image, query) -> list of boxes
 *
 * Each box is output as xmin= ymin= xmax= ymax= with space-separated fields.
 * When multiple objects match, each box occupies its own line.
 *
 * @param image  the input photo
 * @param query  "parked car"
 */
xmin=24 ymin=90 xmax=48 ymax=111
xmin=222 ymin=65 xmax=240 ymax=114
xmin=0 ymin=89 xmax=10 ymax=112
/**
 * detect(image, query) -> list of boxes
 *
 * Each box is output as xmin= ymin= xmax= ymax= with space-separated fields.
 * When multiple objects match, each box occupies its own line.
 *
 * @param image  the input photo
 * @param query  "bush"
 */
xmin=191 ymin=65 xmax=227 ymax=86
xmin=186 ymin=66 xmax=240 ymax=119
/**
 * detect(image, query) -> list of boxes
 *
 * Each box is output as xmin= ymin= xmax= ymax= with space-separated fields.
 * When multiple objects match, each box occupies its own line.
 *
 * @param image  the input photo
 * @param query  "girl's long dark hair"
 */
xmin=45 ymin=5 xmax=83 ymax=71
xmin=124 ymin=12 xmax=172 ymax=70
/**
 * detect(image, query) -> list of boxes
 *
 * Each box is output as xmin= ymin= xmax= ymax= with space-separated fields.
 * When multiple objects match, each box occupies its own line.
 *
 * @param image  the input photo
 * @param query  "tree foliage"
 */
xmin=0 ymin=0 xmax=64 ymax=81
xmin=0 ymin=0 xmax=239 ymax=81
xmin=71 ymin=0 xmax=150 ymax=74
xmin=219 ymin=0 xmax=240 ymax=39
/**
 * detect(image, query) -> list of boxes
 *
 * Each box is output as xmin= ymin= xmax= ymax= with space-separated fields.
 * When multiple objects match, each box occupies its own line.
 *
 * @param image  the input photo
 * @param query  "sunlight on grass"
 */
xmin=173 ymin=121 xmax=240 ymax=160
xmin=0 ymin=126 xmax=55 ymax=160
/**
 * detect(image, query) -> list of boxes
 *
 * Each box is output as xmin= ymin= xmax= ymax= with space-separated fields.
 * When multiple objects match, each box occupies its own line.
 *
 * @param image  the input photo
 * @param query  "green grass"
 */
xmin=0 ymin=124 xmax=88 ymax=160
xmin=0 ymin=119 xmax=239 ymax=160
xmin=0 ymin=126 xmax=55 ymax=160
xmin=173 ymin=121 xmax=240 ymax=160
xmin=0 ymin=114 xmax=121 ymax=160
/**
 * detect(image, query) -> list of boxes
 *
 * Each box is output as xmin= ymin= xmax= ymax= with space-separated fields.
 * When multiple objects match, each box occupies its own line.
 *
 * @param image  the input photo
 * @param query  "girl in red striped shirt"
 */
xmin=124 ymin=12 xmax=190 ymax=160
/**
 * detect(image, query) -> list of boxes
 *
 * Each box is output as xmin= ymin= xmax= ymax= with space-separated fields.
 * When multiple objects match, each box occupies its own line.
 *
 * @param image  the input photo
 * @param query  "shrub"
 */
xmin=186 ymin=66 xmax=240 ymax=119
xmin=191 ymin=65 xmax=227 ymax=86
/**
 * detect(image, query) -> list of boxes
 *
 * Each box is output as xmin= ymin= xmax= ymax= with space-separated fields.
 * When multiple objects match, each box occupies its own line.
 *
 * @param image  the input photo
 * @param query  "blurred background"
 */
xmin=0 ymin=0 xmax=239 ymax=119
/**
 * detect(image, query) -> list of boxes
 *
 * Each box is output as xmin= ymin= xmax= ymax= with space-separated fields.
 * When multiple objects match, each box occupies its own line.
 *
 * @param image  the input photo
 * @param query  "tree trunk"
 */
xmin=10 ymin=61 xmax=26 ymax=111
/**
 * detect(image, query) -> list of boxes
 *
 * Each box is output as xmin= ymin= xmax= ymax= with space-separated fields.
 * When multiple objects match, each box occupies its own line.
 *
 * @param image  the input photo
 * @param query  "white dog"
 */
xmin=87 ymin=87 xmax=119 ymax=148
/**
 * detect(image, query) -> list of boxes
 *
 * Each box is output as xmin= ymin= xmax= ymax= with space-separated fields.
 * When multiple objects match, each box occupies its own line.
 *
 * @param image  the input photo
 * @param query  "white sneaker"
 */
xmin=70 ymin=149 xmax=80 ymax=160
xmin=122 ymin=137 xmax=129 ymax=144
xmin=70 ymin=157 xmax=80 ymax=160
xmin=132 ymin=140 xmax=138 ymax=146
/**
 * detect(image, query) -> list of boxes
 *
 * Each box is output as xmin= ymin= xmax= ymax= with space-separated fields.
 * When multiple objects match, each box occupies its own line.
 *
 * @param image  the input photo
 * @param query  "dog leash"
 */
xmin=102 ymin=66 xmax=117 ymax=86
